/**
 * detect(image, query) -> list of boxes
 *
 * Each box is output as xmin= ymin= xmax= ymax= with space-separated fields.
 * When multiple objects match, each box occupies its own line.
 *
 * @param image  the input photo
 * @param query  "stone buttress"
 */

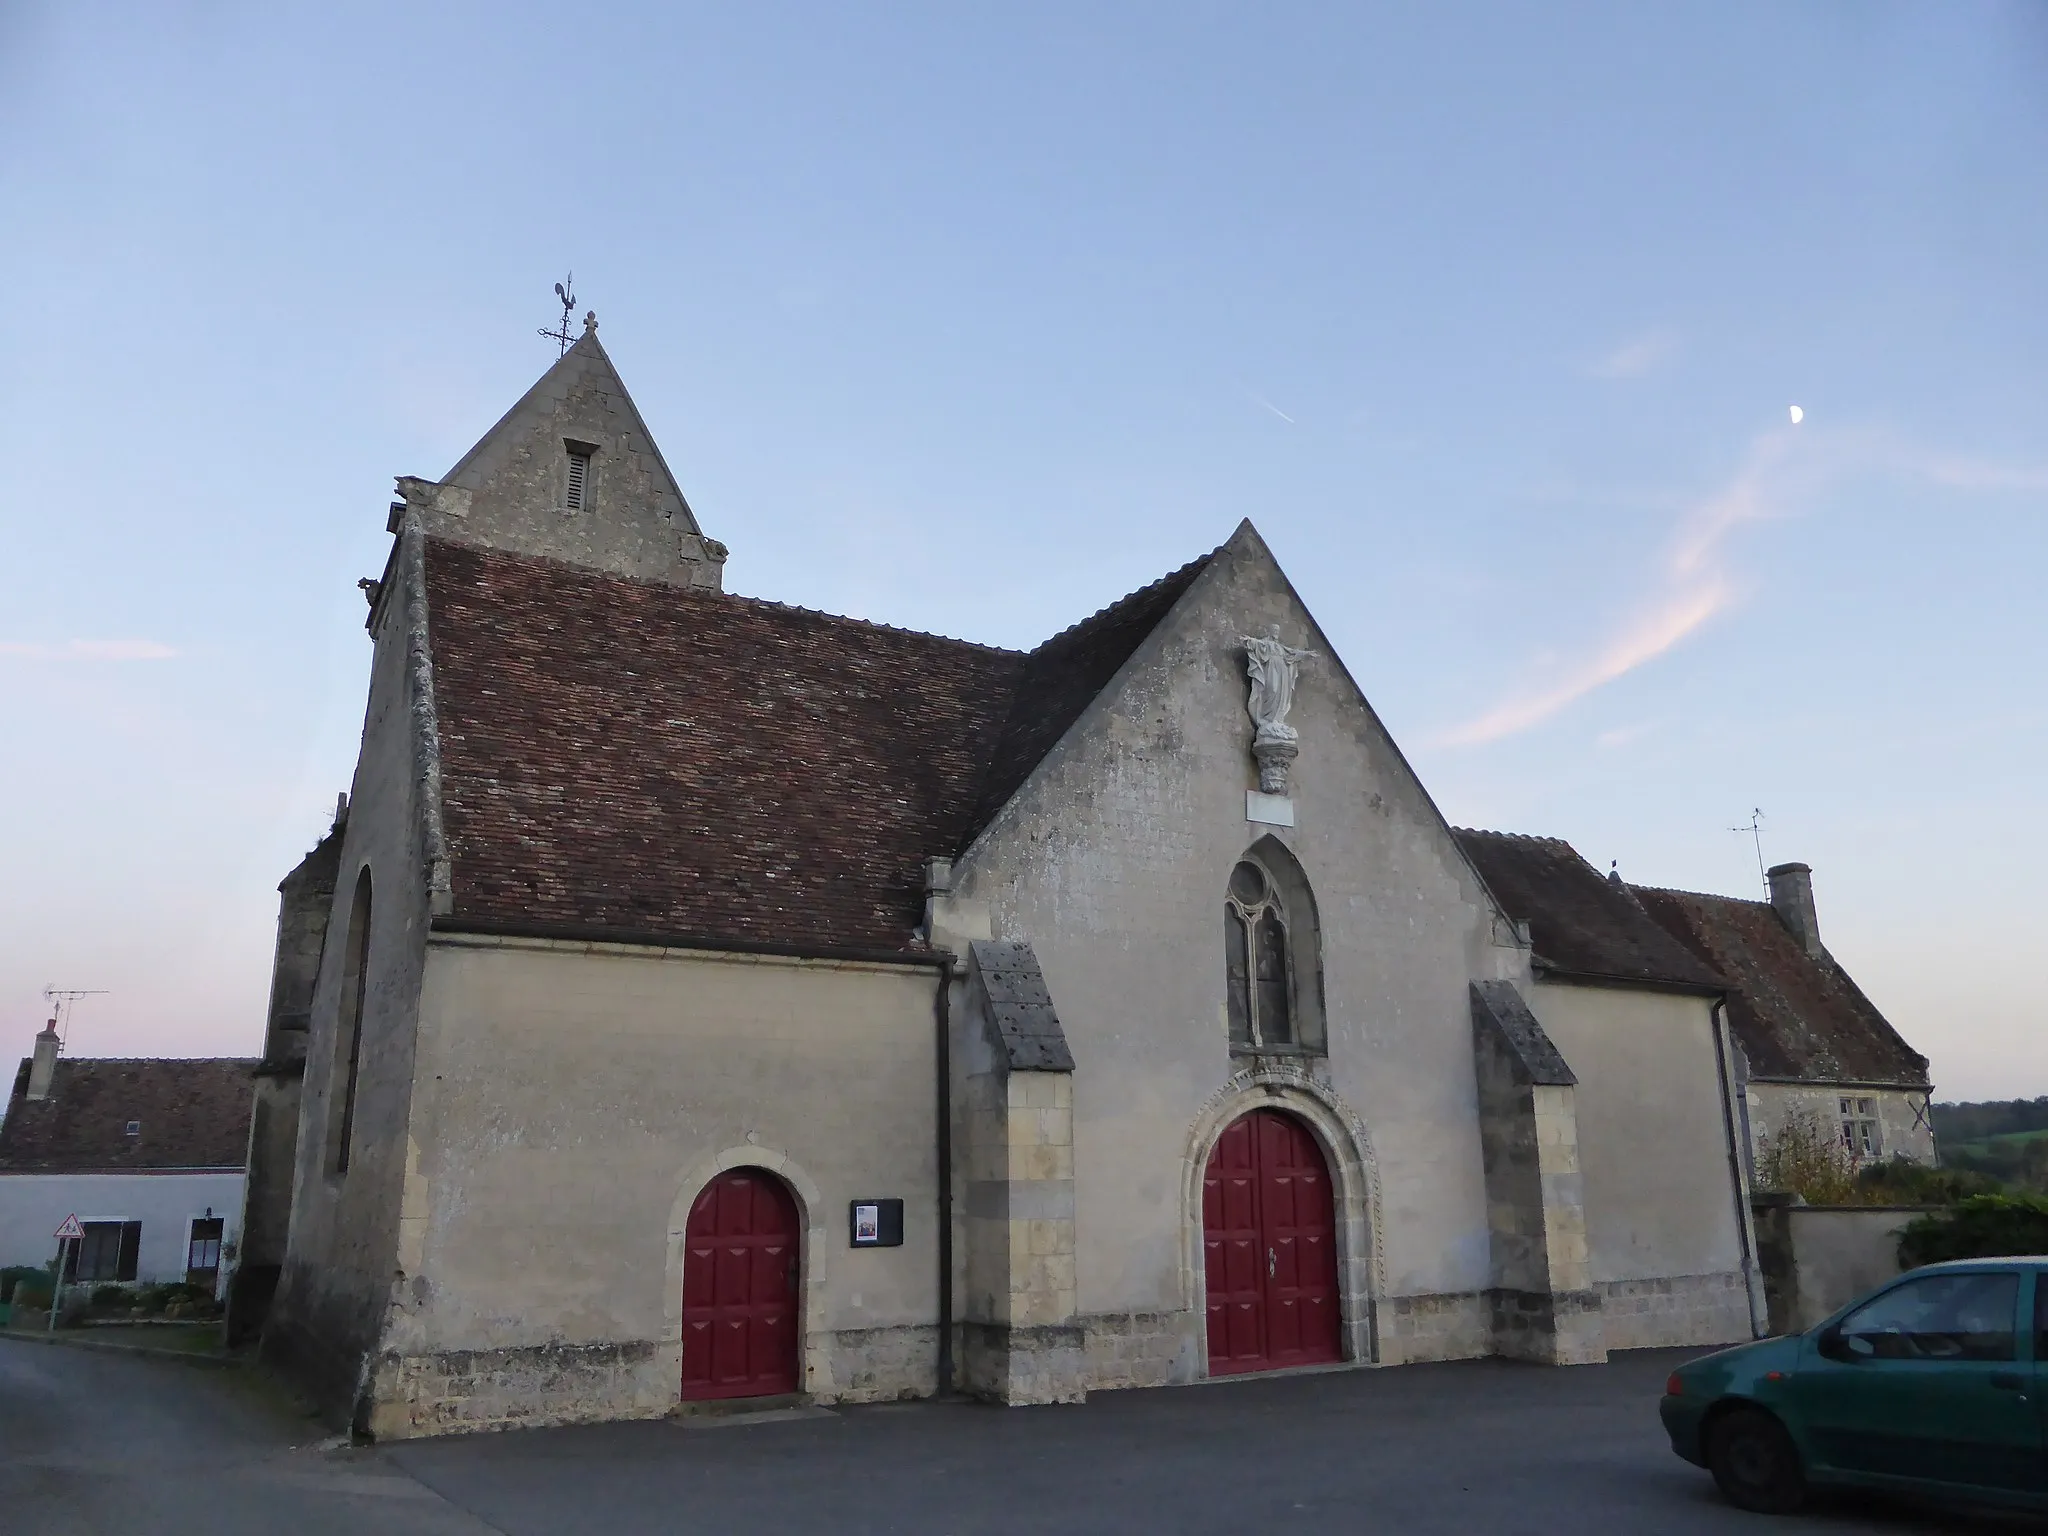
xmin=956 ymin=940 xmax=1085 ymax=1405
xmin=1469 ymin=980 xmax=1606 ymax=1365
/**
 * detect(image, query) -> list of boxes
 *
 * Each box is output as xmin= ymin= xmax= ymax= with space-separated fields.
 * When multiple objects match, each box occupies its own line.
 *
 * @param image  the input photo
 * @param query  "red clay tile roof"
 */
xmin=0 ymin=1058 xmax=256 ymax=1173
xmin=1631 ymin=886 xmax=1929 ymax=1086
xmin=1454 ymin=829 xmax=1725 ymax=991
xmin=965 ymin=551 xmax=1212 ymax=838
xmin=425 ymin=539 xmax=1210 ymax=955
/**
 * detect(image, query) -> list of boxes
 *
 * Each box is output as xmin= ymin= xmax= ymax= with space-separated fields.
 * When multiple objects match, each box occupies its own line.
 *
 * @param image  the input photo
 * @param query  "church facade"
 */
xmin=260 ymin=320 xmax=1775 ymax=1438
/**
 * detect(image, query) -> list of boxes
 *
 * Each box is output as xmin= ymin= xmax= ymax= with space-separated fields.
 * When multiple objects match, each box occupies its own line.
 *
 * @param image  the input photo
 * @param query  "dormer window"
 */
xmin=124 ymin=1120 xmax=140 ymax=1136
xmin=564 ymin=447 xmax=593 ymax=513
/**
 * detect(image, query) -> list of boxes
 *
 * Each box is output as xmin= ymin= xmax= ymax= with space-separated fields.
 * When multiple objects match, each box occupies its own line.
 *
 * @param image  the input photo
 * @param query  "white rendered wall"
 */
xmin=0 ymin=1172 xmax=244 ymax=1287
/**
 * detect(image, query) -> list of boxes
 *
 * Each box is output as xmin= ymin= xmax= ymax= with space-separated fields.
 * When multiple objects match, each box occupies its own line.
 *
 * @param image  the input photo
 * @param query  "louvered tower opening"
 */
xmin=565 ymin=449 xmax=592 ymax=512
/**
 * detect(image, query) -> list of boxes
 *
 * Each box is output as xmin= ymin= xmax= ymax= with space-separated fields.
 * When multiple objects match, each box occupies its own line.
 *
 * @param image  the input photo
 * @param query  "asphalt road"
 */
xmin=2 ymin=1336 xmax=2039 ymax=1534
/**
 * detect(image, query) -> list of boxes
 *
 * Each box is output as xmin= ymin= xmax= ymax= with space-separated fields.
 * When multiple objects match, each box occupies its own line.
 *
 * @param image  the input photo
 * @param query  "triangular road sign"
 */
xmin=53 ymin=1213 xmax=83 ymax=1240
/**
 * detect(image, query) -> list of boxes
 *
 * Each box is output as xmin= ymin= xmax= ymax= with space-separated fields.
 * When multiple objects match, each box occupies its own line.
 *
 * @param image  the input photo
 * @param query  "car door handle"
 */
xmin=1988 ymin=1371 xmax=2025 ymax=1392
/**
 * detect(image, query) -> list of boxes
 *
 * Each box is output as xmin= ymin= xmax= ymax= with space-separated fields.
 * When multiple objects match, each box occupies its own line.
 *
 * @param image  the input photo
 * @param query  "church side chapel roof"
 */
xmin=1453 ymin=829 xmax=1724 ymax=992
xmin=425 ymin=538 xmax=1209 ymax=957
xmin=0 ymin=1058 xmax=257 ymax=1174
xmin=1629 ymin=886 xmax=1931 ymax=1088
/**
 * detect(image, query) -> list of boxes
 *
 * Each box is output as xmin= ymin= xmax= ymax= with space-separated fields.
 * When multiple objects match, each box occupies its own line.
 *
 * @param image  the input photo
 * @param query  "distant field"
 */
xmin=1945 ymin=1128 xmax=2048 ymax=1158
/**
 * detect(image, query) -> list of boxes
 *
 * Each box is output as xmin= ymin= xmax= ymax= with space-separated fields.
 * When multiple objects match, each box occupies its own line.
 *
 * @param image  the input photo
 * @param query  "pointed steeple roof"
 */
xmin=397 ymin=315 xmax=726 ymax=590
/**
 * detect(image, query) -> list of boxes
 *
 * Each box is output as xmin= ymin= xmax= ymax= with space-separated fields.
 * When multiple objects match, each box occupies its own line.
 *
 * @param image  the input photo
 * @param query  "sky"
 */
xmin=1 ymin=3 xmax=2043 ymax=1100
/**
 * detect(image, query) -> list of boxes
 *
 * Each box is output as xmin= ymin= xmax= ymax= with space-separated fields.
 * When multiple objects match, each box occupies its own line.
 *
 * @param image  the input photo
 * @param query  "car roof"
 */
xmin=1907 ymin=1257 xmax=2048 ymax=1271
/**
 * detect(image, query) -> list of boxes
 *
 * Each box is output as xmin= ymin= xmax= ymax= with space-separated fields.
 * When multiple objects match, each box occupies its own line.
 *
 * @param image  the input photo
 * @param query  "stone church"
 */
xmin=256 ymin=316 xmax=1828 ymax=1437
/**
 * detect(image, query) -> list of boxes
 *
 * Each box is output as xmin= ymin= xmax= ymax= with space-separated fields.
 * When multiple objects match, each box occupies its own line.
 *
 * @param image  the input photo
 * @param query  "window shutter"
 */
xmin=116 ymin=1220 xmax=141 ymax=1282
xmin=565 ymin=450 xmax=591 ymax=511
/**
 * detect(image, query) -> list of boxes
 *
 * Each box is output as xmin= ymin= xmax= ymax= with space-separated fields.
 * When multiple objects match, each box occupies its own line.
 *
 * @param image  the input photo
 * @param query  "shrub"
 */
xmin=12 ymin=1282 xmax=53 ymax=1313
xmin=1 ymin=1266 xmax=50 ymax=1304
xmin=1897 ymin=1193 xmax=2048 ymax=1267
xmin=90 ymin=1284 xmax=131 ymax=1309
xmin=1756 ymin=1107 xmax=1859 ymax=1205
xmin=1856 ymin=1157 xmax=2002 ymax=1205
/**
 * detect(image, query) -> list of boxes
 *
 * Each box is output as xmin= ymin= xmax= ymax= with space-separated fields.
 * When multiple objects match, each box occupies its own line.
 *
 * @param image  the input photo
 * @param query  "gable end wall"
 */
xmin=951 ymin=530 xmax=1530 ymax=1379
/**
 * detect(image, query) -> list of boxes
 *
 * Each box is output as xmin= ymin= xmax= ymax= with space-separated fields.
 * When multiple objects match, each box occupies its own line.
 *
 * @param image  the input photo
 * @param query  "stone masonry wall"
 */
xmin=1082 ymin=1310 xmax=1195 ymax=1390
xmin=365 ymin=1322 xmax=939 ymax=1438
xmin=1379 ymin=1292 xmax=1492 ymax=1364
xmin=1594 ymin=1271 xmax=1752 ymax=1352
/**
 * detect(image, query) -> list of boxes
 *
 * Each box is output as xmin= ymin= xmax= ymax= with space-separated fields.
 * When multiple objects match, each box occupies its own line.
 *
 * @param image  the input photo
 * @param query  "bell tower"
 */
xmin=392 ymin=312 xmax=726 ymax=590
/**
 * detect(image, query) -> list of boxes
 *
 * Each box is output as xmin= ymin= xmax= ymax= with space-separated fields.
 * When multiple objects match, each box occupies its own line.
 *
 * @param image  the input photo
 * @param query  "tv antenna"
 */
xmin=1729 ymin=808 xmax=1767 ymax=896
xmin=539 ymin=274 xmax=578 ymax=356
xmin=42 ymin=987 xmax=108 ymax=1048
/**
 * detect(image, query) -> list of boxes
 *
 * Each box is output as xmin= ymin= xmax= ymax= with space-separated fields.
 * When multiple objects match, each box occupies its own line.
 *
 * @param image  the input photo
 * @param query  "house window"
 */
xmin=1225 ymin=859 xmax=1295 ymax=1048
xmin=1841 ymin=1096 xmax=1881 ymax=1159
xmin=187 ymin=1216 xmax=225 ymax=1288
xmin=124 ymin=1120 xmax=140 ymax=1137
xmin=565 ymin=448 xmax=592 ymax=512
xmin=66 ymin=1221 xmax=140 ymax=1283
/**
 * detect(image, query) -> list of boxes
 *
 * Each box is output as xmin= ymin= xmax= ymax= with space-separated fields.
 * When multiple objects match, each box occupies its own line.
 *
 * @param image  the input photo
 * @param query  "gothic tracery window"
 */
xmin=1225 ymin=859 xmax=1294 ymax=1048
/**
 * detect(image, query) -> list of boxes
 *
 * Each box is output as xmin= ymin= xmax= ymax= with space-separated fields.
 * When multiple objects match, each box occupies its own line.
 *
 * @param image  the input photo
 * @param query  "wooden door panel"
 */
xmin=1203 ymin=1109 xmax=1342 ymax=1376
xmin=682 ymin=1170 xmax=801 ymax=1400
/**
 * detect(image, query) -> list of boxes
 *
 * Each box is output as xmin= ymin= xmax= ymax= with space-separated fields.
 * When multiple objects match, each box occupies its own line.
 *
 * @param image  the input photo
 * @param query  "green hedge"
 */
xmin=1897 ymin=1193 xmax=2048 ymax=1267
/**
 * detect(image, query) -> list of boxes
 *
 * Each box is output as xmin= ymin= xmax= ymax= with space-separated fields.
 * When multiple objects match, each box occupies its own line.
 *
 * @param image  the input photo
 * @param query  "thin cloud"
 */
xmin=1437 ymin=424 xmax=2045 ymax=749
xmin=1915 ymin=457 xmax=2048 ymax=493
xmin=1250 ymin=393 xmax=1296 ymax=425
xmin=0 ymin=639 xmax=177 ymax=661
xmin=1440 ymin=429 xmax=1794 ymax=748
xmin=1441 ymin=581 xmax=1730 ymax=747
xmin=1588 ymin=327 xmax=1679 ymax=380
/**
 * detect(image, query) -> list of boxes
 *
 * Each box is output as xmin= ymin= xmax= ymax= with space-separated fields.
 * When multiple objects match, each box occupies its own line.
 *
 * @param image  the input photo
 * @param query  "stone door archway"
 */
xmin=1183 ymin=1071 xmax=1383 ymax=1372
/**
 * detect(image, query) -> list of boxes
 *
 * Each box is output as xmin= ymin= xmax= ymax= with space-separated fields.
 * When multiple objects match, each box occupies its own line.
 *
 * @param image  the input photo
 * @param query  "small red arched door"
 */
xmin=681 ymin=1168 xmax=801 ymax=1400
xmin=1203 ymin=1108 xmax=1341 ymax=1375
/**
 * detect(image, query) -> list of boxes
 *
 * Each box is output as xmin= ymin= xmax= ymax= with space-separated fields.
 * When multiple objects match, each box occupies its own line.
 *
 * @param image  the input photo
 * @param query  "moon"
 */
xmin=1788 ymin=405 xmax=1805 ymax=425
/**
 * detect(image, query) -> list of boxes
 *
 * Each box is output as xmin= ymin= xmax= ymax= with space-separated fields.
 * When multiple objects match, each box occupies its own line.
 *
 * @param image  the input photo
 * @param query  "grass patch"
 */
xmin=1946 ymin=1128 xmax=2048 ymax=1158
xmin=73 ymin=1322 xmax=225 ymax=1354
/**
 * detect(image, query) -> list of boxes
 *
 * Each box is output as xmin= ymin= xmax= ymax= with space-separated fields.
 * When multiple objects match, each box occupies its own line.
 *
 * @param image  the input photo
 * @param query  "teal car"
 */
xmin=1661 ymin=1258 xmax=2048 ymax=1514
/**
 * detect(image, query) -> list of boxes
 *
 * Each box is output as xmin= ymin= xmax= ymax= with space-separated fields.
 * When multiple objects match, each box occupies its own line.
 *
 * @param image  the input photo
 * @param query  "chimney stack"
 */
xmin=1767 ymin=862 xmax=1824 ymax=959
xmin=26 ymin=1022 xmax=60 ymax=1100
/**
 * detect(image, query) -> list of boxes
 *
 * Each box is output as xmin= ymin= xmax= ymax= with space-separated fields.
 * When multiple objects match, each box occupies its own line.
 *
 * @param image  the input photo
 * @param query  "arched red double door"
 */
xmin=681 ymin=1168 xmax=801 ymax=1400
xmin=1202 ymin=1108 xmax=1342 ymax=1375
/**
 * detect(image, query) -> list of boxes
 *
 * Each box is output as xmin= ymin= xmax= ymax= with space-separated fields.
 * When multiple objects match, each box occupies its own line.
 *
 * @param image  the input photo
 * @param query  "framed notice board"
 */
xmin=849 ymin=1198 xmax=904 ymax=1248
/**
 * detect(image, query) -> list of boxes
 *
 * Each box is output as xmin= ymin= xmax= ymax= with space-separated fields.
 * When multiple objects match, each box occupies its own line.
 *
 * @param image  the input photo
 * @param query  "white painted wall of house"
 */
xmin=0 ymin=1172 xmax=244 ymax=1290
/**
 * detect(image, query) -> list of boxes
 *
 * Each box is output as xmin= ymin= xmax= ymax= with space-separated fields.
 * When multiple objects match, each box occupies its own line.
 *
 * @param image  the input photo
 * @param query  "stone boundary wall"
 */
xmin=1595 ymin=1270 xmax=1751 ymax=1351
xmin=1751 ymin=1197 xmax=1933 ymax=1335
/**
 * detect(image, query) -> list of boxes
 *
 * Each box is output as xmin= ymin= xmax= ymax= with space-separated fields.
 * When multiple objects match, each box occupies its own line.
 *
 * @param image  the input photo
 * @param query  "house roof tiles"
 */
xmin=0 ymin=1058 xmax=257 ymax=1174
xmin=1453 ymin=829 xmax=1724 ymax=991
xmin=1631 ymin=885 xmax=1930 ymax=1086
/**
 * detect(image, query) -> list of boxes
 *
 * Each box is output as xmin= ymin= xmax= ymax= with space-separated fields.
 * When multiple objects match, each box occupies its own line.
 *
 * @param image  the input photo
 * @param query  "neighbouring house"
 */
xmin=256 ymin=318 xmax=1798 ymax=1438
xmin=1633 ymin=867 xmax=1936 ymax=1170
xmin=0 ymin=1029 xmax=255 ymax=1294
